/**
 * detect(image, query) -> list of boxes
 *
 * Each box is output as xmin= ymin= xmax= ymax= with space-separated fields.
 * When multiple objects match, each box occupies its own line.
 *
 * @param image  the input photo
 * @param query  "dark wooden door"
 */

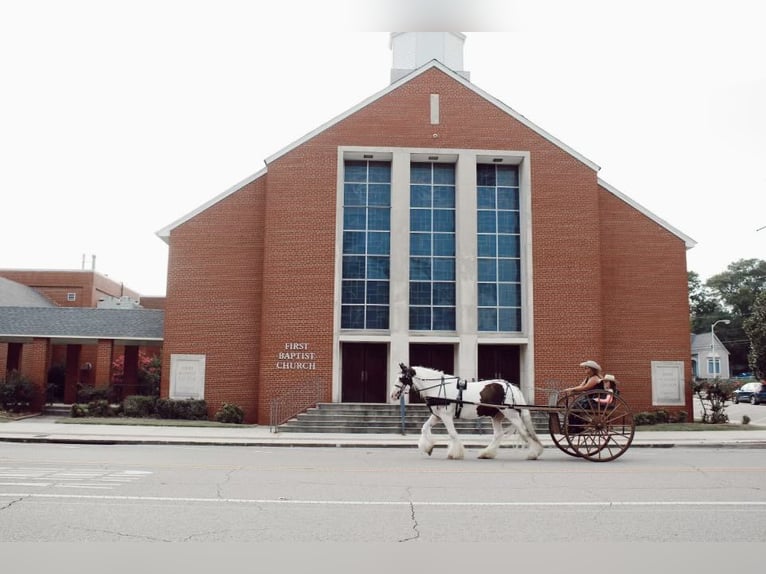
xmin=478 ymin=345 xmax=520 ymax=383
xmin=408 ymin=343 xmax=455 ymax=403
xmin=341 ymin=343 xmax=388 ymax=403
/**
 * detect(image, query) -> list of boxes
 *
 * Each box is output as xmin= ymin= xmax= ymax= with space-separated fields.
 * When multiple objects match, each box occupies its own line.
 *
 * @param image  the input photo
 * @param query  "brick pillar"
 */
xmin=19 ymin=338 xmax=50 ymax=411
xmin=95 ymin=340 xmax=114 ymax=389
xmin=0 ymin=342 xmax=7 ymax=375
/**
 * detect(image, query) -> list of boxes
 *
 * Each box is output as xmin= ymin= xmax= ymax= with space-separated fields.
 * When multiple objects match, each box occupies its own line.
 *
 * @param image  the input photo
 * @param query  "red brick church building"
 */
xmin=157 ymin=32 xmax=695 ymax=425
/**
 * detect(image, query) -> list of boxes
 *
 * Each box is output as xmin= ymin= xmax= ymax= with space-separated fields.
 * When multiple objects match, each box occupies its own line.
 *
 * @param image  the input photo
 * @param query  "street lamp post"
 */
xmin=710 ymin=319 xmax=731 ymax=378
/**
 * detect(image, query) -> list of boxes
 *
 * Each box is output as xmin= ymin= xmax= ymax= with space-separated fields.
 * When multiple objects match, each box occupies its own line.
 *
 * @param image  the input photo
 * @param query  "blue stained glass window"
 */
xmin=410 ymin=233 xmax=431 ymax=256
xmin=369 ymin=161 xmax=392 ymax=183
xmin=367 ymin=256 xmax=389 ymax=279
xmin=477 ymin=163 xmax=521 ymax=333
xmin=367 ymin=208 xmax=390 ymax=231
xmin=344 ymin=208 xmax=366 ymax=230
xmin=478 ymin=259 xmax=496 ymax=282
xmin=433 ymin=283 xmax=455 ymax=306
xmin=342 ymin=281 xmax=365 ymax=304
xmin=344 ymin=183 xmax=366 ymax=205
xmin=432 ymin=308 xmax=456 ymax=330
xmin=366 ymin=306 xmax=389 ymax=329
xmin=410 ymin=282 xmax=431 ymax=305
xmin=410 ymin=210 xmax=431 ymax=232
xmin=477 ymin=211 xmax=496 ymax=233
xmin=342 ymin=306 xmax=365 ymax=329
xmin=411 ymin=185 xmax=432 ymax=207
xmin=345 ymin=161 xmax=368 ymax=182
xmin=341 ymin=160 xmax=391 ymax=329
xmin=477 ymin=235 xmax=496 ymax=257
xmin=432 ymin=234 xmax=455 ymax=256
xmin=409 ymin=162 xmax=456 ymax=331
xmin=433 ymin=209 xmax=455 ymax=232
xmin=410 ymin=258 xmax=431 ymax=280
xmin=343 ymin=256 xmax=365 ymax=279
xmin=432 ymin=258 xmax=455 ymax=280
xmin=433 ymin=163 xmax=456 ymax=184
xmin=477 ymin=187 xmax=495 ymax=209
xmin=367 ymin=281 xmax=389 ymax=304
xmin=409 ymin=307 xmax=431 ymax=330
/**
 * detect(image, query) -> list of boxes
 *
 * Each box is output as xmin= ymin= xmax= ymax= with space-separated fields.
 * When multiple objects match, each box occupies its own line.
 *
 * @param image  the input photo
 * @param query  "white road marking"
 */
xmin=0 ymin=493 xmax=764 ymax=507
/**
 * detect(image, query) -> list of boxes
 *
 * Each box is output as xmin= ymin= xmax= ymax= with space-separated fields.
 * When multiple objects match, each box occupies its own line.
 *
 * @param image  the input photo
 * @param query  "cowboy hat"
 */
xmin=603 ymin=374 xmax=616 ymax=382
xmin=579 ymin=360 xmax=601 ymax=371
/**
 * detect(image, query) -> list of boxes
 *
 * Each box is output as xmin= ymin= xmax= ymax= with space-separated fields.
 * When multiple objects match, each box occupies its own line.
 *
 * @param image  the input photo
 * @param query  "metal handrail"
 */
xmin=268 ymin=378 xmax=324 ymax=433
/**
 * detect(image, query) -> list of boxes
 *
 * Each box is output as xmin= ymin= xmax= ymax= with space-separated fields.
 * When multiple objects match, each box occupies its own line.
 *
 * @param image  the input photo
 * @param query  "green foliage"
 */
xmin=690 ymin=259 xmax=766 ymax=375
xmin=692 ymin=379 xmax=736 ymax=423
xmin=0 ymin=370 xmax=40 ymax=412
xmin=744 ymin=290 xmax=766 ymax=379
xmin=111 ymin=352 xmax=161 ymax=396
xmin=214 ymin=403 xmax=245 ymax=424
xmin=155 ymin=398 xmax=208 ymax=420
xmin=634 ymin=410 xmax=688 ymax=426
xmin=122 ymin=395 xmax=157 ymax=418
xmin=70 ymin=404 xmax=88 ymax=418
xmin=87 ymin=399 xmax=120 ymax=417
xmin=76 ymin=384 xmax=115 ymax=403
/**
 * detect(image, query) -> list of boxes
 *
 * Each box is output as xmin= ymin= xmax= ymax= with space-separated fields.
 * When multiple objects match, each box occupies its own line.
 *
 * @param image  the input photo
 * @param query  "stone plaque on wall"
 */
xmin=169 ymin=354 xmax=206 ymax=399
xmin=651 ymin=360 xmax=685 ymax=406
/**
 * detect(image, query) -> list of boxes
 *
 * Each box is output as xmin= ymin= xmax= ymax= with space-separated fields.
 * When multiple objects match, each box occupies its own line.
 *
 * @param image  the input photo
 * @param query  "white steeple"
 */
xmin=390 ymin=32 xmax=470 ymax=83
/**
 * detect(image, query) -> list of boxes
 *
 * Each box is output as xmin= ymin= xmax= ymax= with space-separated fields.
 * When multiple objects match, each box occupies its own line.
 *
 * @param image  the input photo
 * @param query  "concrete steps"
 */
xmin=276 ymin=402 xmax=550 ymax=434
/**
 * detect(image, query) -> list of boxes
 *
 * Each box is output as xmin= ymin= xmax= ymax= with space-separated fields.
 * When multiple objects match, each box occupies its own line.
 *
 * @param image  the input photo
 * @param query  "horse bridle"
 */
xmin=393 ymin=363 xmax=416 ymax=400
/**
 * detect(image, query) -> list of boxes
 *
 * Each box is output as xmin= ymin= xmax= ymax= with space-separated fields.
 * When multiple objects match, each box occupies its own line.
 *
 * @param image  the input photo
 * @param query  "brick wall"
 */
xmin=162 ymin=177 xmax=265 ymax=423
xmin=0 ymin=269 xmax=140 ymax=307
xmin=162 ymin=67 xmax=691 ymax=423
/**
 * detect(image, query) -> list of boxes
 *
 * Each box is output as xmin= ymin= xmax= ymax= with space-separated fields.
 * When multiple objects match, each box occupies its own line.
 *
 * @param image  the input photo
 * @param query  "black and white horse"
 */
xmin=392 ymin=364 xmax=544 ymax=460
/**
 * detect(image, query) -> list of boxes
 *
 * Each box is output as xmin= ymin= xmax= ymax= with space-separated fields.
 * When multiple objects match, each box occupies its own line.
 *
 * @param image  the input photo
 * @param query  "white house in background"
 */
xmin=691 ymin=332 xmax=731 ymax=380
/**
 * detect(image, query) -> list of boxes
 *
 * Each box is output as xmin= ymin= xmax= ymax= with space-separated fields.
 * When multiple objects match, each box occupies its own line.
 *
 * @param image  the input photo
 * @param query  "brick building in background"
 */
xmin=157 ymin=33 xmax=695 ymax=425
xmin=0 ymin=270 xmax=163 ymax=405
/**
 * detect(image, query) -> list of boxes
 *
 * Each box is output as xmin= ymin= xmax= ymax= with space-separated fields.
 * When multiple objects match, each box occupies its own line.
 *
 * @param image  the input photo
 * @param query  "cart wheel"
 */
xmin=548 ymin=394 xmax=581 ymax=458
xmin=564 ymin=390 xmax=635 ymax=462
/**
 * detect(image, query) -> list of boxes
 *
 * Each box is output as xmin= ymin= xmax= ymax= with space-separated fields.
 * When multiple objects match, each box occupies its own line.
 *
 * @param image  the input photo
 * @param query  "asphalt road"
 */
xmin=1 ymin=442 xmax=764 ymax=543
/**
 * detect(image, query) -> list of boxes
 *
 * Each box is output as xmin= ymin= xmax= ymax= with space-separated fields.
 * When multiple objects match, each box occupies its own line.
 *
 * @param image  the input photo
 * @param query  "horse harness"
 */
xmin=397 ymin=364 xmax=516 ymax=419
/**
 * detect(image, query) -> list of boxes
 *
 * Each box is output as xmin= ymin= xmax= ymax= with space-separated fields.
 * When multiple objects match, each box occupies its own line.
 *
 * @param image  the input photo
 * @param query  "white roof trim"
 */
xmin=155 ymin=167 xmax=267 ymax=242
xmin=265 ymin=60 xmax=601 ymax=172
xmin=598 ymin=177 xmax=696 ymax=249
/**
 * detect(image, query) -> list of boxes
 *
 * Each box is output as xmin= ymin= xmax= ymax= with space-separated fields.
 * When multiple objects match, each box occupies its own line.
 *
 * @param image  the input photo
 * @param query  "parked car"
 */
xmin=732 ymin=381 xmax=766 ymax=404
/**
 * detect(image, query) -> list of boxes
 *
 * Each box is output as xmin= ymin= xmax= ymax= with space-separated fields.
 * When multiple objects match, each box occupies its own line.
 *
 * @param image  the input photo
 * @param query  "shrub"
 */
xmin=87 ymin=399 xmax=119 ymax=417
xmin=743 ymin=415 xmax=751 ymax=425
xmin=70 ymin=404 xmax=88 ymax=418
xmin=123 ymin=395 xmax=156 ymax=418
xmin=634 ymin=411 xmax=657 ymax=426
xmin=0 ymin=371 xmax=40 ymax=412
xmin=77 ymin=384 xmax=115 ymax=403
xmin=215 ymin=403 xmax=245 ymax=424
xmin=155 ymin=398 xmax=208 ymax=420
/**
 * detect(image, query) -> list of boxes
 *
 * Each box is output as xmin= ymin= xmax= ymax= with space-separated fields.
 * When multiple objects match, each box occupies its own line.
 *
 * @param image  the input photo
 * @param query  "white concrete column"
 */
xmin=456 ymin=153 xmax=478 ymax=380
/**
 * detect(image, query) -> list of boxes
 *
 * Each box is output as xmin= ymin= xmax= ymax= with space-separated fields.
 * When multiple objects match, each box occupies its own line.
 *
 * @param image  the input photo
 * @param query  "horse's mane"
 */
xmin=412 ymin=366 xmax=457 ymax=380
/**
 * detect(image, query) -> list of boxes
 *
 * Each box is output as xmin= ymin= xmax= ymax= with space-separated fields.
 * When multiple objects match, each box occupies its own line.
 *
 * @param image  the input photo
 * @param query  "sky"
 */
xmin=1 ymin=0 xmax=764 ymax=296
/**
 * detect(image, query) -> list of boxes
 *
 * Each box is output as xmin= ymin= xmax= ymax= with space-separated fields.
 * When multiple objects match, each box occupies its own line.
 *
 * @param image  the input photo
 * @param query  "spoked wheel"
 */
xmin=564 ymin=390 xmax=635 ymax=462
xmin=548 ymin=394 xmax=580 ymax=458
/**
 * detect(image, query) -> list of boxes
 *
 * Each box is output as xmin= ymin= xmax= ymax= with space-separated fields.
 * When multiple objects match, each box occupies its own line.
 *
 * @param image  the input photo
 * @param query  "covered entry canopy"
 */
xmin=0 ymin=307 xmax=164 ymax=407
xmin=0 ymin=307 xmax=163 ymax=344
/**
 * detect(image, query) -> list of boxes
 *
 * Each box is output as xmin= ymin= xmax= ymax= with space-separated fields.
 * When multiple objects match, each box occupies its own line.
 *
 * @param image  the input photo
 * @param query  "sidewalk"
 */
xmin=1 ymin=415 xmax=766 ymax=449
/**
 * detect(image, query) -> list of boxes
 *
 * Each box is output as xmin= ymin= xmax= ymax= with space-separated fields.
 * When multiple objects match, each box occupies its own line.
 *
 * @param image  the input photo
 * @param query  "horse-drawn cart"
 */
xmin=395 ymin=365 xmax=635 ymax=462
xmin=536 ymin=387 xmax=635 ymax=462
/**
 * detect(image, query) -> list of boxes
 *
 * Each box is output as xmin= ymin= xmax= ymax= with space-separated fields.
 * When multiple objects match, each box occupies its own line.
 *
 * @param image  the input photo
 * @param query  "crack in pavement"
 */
xmin=0 ymin=496 xmax=24 ymax=511
xmin=397 ymin=488 xmax=420 ymax=542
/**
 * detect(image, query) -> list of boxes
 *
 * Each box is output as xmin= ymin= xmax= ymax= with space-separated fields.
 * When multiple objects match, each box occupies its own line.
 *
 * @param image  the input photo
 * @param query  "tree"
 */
xmin=744 ymin=291 xmax=766 ymax=379
xmin=703 ymin=259 xmax=766 ymax=374
xmin=688 ymin=271 xmax=724 ymax=333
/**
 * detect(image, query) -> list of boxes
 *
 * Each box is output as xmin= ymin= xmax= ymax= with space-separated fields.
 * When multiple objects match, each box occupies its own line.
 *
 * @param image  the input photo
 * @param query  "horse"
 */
xmin=392 ymin=363 xmax=544 ymax=461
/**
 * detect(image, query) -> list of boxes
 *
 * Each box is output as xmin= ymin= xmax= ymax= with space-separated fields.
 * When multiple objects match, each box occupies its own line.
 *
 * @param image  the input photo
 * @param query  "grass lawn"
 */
xmin=55 ymin=417 xmax=258 ymax=428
